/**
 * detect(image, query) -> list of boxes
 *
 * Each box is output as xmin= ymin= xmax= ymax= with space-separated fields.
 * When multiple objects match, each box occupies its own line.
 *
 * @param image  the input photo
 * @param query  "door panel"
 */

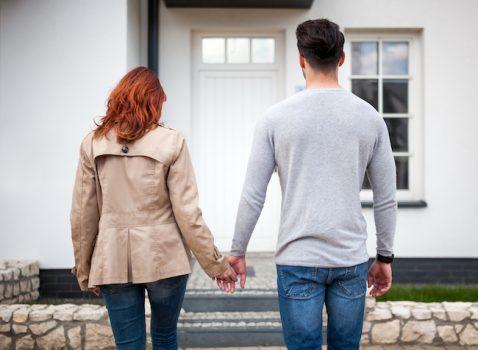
xmin=193 ymin=33 xmax=284 ymax=252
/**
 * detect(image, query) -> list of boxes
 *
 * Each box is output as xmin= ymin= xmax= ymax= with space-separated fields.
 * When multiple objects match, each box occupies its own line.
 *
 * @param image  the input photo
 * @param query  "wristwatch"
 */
xmin=376 ymin=253 xmax=394 ymax=264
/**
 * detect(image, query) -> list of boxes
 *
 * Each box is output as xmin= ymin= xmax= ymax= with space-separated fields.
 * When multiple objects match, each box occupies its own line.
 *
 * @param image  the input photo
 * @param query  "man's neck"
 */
xmin=305 ymin=70 xmax=341 ymax=90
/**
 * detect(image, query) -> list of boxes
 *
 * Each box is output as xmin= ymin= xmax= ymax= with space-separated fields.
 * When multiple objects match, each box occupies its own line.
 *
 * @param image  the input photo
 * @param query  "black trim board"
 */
xmin=362 ymin=200 xmax=428 ymax=208
xmin=148 ymin=0 xmax=159 ymax=74
xmin=164 ymin=0 xmax=314 ymax=8
xmin=39 ymin=258 xmax=478 ymax=299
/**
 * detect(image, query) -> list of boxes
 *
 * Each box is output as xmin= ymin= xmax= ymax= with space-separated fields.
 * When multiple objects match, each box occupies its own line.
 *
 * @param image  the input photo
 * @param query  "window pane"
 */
xmin=352 ymin=79 xmax=378 ymax=110
xmin=252 ymin=38 xmax=275 ymax=63
xmin=227 ymin=38 xmax=250 ymax=63
xmin=383 ymin=79 xmax=408 ymax=113
xmin=383 ymin=42 xmax=409 ymax=75
xmin=202 ymin=38 xmax=225 ymax=63
xmin=395 ymin=156 xmax=409 ymax=190
xmin=351 ymin=42 xmax=378 ymax=75
xmin=384 ymin=118 xmax=408 ymax=152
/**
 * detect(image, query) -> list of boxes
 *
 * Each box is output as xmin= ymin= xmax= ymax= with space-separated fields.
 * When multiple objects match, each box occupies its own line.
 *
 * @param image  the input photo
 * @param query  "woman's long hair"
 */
xmin=94 ymin=67 xmax=166 ymax=144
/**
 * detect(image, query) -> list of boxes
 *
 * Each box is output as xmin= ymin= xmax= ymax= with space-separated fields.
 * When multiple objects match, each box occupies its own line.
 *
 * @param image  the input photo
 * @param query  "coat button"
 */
xmin=121 ymin=145 xmax=129 ymax=154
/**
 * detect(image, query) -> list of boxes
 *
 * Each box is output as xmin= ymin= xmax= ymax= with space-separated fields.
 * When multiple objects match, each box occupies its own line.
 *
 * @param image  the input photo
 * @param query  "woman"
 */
xmin=70 ymin=67 xmax=237 ymax=349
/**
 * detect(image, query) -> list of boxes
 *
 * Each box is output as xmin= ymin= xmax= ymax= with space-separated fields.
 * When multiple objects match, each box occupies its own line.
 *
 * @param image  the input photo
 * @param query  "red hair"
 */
xmin=94 ymin=67 xmax=166 ymax=143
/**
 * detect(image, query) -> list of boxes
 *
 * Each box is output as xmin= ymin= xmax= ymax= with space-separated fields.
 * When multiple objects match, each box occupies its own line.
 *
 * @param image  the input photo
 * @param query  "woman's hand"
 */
xmin=214 ymin=265 xmax=238 ymax=293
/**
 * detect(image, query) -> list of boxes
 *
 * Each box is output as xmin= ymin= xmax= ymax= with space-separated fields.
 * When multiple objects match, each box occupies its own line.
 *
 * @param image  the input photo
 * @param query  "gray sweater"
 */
xmin=230 ymin=88 xmax=397 ymax=267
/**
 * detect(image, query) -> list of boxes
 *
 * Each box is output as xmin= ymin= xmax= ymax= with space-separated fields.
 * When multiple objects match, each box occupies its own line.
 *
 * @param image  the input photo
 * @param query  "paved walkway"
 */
xmin=183 ymin=347 xmax=478 ymax=349
xmin=187 ymin=252 xmax=277 ymax=293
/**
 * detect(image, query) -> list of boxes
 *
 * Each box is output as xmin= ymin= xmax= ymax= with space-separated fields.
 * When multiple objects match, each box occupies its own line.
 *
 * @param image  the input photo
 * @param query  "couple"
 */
xmin=70 ymin=18 xmax=396 ymax=350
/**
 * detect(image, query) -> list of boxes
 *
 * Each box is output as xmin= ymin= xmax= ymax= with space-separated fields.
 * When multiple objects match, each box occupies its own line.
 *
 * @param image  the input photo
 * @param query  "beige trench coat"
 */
xmin=70 ymin=126 xmax=228 ymax=291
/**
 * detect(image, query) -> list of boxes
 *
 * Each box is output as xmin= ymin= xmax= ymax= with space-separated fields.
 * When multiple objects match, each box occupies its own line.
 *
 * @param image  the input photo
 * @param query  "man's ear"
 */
xmin=338 ymin=52 xmax=345 ymax=67
xmin=299 ymin=53 xmax=306 ymax=69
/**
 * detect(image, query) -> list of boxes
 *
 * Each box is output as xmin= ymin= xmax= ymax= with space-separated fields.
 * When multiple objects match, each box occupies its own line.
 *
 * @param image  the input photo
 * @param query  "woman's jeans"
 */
xmin=100 ymin=274 xmax=189 ymax=350
xmin=277 ymin=261 xmax=368 ymax=350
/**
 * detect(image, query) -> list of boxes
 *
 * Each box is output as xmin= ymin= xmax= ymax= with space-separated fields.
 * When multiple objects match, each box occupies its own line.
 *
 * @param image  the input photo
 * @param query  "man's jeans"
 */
xmin=100 ymin=274 xmax=189 ymax=350
xmin=277 ymin=262 xmax=368 ymax=350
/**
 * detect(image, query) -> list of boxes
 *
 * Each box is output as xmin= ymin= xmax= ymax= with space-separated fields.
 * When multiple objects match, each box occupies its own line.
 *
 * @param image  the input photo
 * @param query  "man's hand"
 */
xmin=367 ymin=260 xmax=392 ymax=298
xmin=228 ymin=255 xmax=247 ymax=289
xmin=215 ymin=265 xmax=238 ymax=293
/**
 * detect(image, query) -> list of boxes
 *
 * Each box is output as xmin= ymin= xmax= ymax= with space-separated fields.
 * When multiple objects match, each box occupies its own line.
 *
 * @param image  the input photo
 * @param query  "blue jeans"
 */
xmin=277 ymin=262 xmax=368 ymax=350
xmin=100 ymin=274 xmax=188 ymax=350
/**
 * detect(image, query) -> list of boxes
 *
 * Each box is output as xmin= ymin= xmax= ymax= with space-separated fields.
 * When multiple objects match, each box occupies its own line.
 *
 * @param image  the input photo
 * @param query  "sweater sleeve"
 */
xmin=231 ymin=116 xmax=276 ymax=256
xmin=367 ymin=118 xmax=398 ymax=257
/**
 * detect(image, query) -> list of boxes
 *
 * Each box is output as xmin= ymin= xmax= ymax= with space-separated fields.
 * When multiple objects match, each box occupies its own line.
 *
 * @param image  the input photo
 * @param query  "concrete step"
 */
xmin=184 ymin=289 xmax=279 ymax=312
xmin=176 ymin=311 xmax=327 ymax=347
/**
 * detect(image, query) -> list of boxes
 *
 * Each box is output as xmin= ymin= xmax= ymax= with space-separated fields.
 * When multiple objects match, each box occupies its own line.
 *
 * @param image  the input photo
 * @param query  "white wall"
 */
xmin=0 ymin=0 xmax=144 ymax=267
xmin=1 ymin=0 xmax=476 ymax=269
xmin=159 ymin=0 xmax=478 ymax=258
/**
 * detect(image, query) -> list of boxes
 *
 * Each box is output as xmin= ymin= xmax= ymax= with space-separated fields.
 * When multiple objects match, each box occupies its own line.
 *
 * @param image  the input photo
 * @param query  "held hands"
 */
xmin=214 ymin=256 xmax=247 ymax=294
xmin=367 ymin=260 xmax=392 ymax=298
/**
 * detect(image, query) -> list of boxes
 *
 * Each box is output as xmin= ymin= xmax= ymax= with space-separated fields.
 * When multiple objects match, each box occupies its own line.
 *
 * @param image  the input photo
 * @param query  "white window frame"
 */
xmin=341 ymin=30 xmax=424 ymax=202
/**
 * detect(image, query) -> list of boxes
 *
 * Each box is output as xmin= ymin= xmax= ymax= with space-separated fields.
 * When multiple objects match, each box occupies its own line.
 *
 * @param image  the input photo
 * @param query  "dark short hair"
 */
xmin=296 ymin=19 xmax=345 ymax=71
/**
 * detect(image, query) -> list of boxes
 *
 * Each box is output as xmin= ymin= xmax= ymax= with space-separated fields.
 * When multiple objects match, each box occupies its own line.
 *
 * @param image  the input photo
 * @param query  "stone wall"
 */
xmin=0 ymin=300 xmax=477 ymax=349
xmin=0 ymin=261 xmax=39 ymax=304
xmin=363 ymin=298 xmax=478 ymax=346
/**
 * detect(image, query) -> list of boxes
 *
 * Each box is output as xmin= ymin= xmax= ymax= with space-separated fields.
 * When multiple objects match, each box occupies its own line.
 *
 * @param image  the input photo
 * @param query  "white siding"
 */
xmin=0 ymin=0 xmax=144 ymax=267
xmin=159 ymin=0 xmax=478 ymax=258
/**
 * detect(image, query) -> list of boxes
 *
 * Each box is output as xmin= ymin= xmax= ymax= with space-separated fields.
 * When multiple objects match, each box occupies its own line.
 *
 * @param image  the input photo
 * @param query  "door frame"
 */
xmin=190 ymin=30 xmax=285 ymax=250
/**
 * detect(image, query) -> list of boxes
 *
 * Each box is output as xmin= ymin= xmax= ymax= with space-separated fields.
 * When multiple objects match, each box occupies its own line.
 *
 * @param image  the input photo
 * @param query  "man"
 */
xmin=226 ymin=19 xmax=397 ymax=349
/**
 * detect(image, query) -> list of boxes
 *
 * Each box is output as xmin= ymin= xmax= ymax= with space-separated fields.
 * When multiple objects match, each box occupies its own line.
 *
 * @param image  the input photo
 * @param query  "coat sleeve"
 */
xmin=167 ymin=136 xmax=229 ymax=278
xmin=70 ymin=139 xmax=100 ymax=291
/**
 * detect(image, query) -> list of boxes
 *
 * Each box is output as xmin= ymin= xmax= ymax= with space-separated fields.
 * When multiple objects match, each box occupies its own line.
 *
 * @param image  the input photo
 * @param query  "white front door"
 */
xmin=192 ymin=32 xmax=284 ymax=251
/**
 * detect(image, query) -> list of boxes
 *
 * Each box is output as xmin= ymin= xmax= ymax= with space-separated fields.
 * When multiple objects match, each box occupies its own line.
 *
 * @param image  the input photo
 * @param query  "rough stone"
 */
xmin=36 ymin=325 xmax=67 ymax=349
xmin=12 ymin=307 xmax=29 ymax=323
xmin=470 ymin=306 xmax=478 ymax=320
xmin=455 ymin=324 xmax=464 ymax=333
xmin=16 ymin=334 xmax=35 ymax=350
xmin=430 ymin=306 xmax=447 ymax=320
xmin=85 ymin=323 xmax=115 ymax=349
xmin=391 ymin=305 xmax=411 ymax=319
xmin=366 ymin=307 xmax=392 ymax=321
xmin=0 ymin=334 xmax=11 ymax=349
xmin=437 ymin=325 xmax=458 ymax=343
xmin=371 ymin=319 xmax=400 ymax=344
xmin=362 ymin=320 xmax=371 ymax=333
xmin=447 ymin=308 xmax=471 ymax=322
xmin=401 ymin=320 xmax=436 ymax=343
xmin=68 ymin=325 xmax=82 ymax=349
xmin=31 ymin=277 xmax=40 ymax=290
xmin=3 ymin=285 xmax=12 ymax=299
xmin=53 ymin=304 xmax=78 ymax=321
xmin=0 ymin=284 xmax=3 ymax=298
xmin=74 ymin=306 xmax=107 ymax=321
xmin=12 ymin=324 xmax=28 ymax=334
xmin=412 ymin=307 xmax=432 ymax=320
xmin=29 ymin=307 xmax=54 ymax=322
xmin=0 ymin=307 xmax=13 ymax=322
xmin=365 ymin=297 xmax=376 ymax=309
xmin=19 ymin=280 xmax=30 ymax=293
xmin=459 ymin=324 xmax=478 ymax=345
xmin=12 ymin=282 xmax=20 ymax=296
xmin=29 ymin=320 xmax=57 ymax=335
xmin=0 ymin=323 xmax=10 ymax=333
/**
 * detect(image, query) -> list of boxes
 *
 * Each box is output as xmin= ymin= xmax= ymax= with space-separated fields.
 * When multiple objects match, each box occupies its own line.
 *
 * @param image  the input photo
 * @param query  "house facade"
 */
xmin=1 ymin=0 xmax=477 ymax=291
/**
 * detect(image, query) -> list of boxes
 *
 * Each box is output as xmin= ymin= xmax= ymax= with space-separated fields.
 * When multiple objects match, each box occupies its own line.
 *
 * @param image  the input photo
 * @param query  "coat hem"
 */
xmin=88 ymin=266 xmax=193 ymax=288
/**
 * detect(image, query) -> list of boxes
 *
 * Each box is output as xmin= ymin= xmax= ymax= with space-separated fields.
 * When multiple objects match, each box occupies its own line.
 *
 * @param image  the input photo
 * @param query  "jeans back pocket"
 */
xmin=277 ymin=265 xmax=317 ymax=300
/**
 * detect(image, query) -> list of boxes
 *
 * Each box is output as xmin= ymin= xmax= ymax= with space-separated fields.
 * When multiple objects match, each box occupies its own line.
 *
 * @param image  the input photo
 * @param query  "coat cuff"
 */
xmin=205 ymin=255 xmax=229 ymax=278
